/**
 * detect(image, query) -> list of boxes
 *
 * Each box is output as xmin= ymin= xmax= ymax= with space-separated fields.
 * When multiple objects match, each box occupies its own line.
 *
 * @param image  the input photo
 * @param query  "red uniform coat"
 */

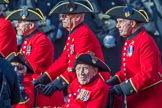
xmin=115 ymin=28 xmax=162 ymax=108
xmin=21 ymin=30 xmax=64 ymax=107
xmin=0 ymin=16 xmax=17 ymax=57
xmin=62 ymin=75 xmax=110 ymax=108
xmin=46 ymin=23 xmax=110 ymax=84
xmin=12 ymin=74 xmax=34 ymax=108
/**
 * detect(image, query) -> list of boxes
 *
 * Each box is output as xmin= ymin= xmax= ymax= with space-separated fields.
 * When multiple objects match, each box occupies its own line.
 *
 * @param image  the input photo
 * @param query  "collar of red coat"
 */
xmin=23 ymin=29 xmax=39 ymax=39
xmin=127 ymin=27 xmax=143 ymax=40
xmin=69 ymin=22 xmax=84 ymax=34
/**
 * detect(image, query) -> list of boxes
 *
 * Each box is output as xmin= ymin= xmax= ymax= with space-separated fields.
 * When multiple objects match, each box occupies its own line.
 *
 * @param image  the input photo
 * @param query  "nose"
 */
xmin=59 ymin=14 xmax=65 ymax=20
xmin=15 ymin=22 xmax=20 ymax=27
xmin=80 ymin=68 xmax=85 ymax=75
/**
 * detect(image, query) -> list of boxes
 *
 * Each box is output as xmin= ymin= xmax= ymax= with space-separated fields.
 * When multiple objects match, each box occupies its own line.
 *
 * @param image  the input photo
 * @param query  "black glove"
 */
xmin=43 ymin=77 xmax=68 ymax=96
xmin=106 ymin=76 xmax=120 ymax=86
xmin=32 ymin=73 xmax=51 ymax=86
xmin=109 ymin=84 xmax=123 ymax=96
xmin=16 ymin=72 xmax=29 ymax=102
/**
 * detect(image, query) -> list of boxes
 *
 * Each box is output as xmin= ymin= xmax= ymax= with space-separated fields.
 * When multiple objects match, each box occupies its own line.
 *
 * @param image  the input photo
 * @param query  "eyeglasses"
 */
xmin=12 ymin=64 xmax=24 ymax=70
xmin=60 ymin=14 xmax=68 ymax=18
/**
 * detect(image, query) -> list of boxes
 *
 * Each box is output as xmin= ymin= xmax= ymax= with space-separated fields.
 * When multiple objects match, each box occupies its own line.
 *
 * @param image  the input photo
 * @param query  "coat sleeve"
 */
xmin=46 ymin=46 xmax=69 ymax=80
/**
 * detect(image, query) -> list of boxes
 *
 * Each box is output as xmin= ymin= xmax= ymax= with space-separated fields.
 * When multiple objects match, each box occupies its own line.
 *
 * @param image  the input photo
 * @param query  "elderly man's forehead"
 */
xmin=13 ymin=20 xmax=35 ymax=24
xmin=75 ymin=63 xmax=96 ymax=69
xmin=76 ymin=63 xmax=89 ymax=67
xmin=60 ymin=13 xmax=83 ymax=16
xmin=116 ymin=18 xmax=133 ymax=22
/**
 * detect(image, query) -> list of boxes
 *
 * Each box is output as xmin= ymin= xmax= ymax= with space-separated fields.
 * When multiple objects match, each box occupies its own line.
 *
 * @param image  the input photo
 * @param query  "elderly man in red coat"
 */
xmin=105 ymin=5 xmax=162 ymax=108
xmin=7 ymin=3 xmax=64 ymax=107
xmin=61 ymin=52 xmax=110 ymax=108
xmin=0 ymin=0 xmax=17 ymax=57
xmin=33 ymin=0 xmax=110 ymax=97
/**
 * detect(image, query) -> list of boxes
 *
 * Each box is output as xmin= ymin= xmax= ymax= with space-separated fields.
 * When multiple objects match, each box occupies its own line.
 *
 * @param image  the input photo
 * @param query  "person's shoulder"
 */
xmin=0 ymin=57 xmax=14 ymax=73
xmin=30 ymin=30 xmax=51 ymax=42
xmin=138 ymin=29 xmax=156 ymax=42
xmin=84 ymin=76 xmax=109 ymax=91
xmin=0 ymin=57 xmax=12 ymax=67
xmin=0 ymin=16 xmax=13 ymax=27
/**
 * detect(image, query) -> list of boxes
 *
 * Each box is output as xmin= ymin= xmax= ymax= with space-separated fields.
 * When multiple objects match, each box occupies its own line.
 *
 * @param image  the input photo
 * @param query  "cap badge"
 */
xmin=125 ymin=12 xmax=130 ymax=17
xmin=20 ymin=6 xmax=28 ymax=20
xmin=89 ymin=52 xmax=97 ymax=64
xmin=124 ymin=4 xmax=133 ymax=18
xmin=69 ymin=7 xmax=74 ymax=12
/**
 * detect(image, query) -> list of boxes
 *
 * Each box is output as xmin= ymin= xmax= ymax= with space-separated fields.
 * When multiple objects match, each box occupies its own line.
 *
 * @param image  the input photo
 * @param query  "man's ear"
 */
xmin=29 ymin=22 xmax=35 ymax=29
xmin=94 ymin=67 xmax=98 ymax=74
xmin=131 ymin=20 xmax=137 ymax=28
xmin=75 ymin=15 xmax=81 ymax=21
xmin=75 ymin=14 xmax=84 ymax=21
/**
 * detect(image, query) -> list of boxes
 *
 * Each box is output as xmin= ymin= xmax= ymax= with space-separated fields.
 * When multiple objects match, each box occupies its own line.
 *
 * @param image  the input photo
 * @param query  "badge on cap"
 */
xmin=20 ymin=6 xmax=28 ymax=20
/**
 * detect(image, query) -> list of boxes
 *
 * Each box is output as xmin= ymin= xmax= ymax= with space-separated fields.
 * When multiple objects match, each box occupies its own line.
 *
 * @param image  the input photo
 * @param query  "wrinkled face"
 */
xmin=59 ymin=13 xmax=83 ymax=31
xmin=75 ymin=64 xmax=98 ymax=85
xmin=15 ymin=21 xmax=35 ymax=36
xmin=116 ymin=18 xmax=133 ymax=37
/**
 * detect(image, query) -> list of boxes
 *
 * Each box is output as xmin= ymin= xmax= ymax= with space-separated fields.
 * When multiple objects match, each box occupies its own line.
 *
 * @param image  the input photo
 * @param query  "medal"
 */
xmin=77 ymin=89 xmax=91 ymax=101
xmin=70 ymin=44 xmax=74 ymax=54
xmin=127 ymin=40 xmax=134 ymax=57
xmin=26 ymin=43 xmax=32 ymax=55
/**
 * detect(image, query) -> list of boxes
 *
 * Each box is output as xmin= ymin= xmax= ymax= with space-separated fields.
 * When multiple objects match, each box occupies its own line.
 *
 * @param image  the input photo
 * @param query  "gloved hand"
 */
xmin=35 ymin=84 xmax=46 ymax=94
xmin=109 ymin=84 xmax=123 ymax=96
xmin=43 ymin=77 xmax=68 ymax=96
xmin=106 ymin=76 xmax=120 ymax=86
xmin=32 ymin=73 xmax=51 ymax=86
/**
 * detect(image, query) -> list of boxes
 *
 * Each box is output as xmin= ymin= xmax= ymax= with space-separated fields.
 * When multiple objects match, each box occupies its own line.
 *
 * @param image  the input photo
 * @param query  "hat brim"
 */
xmin=49 ymin=1 xmax=93 ymax=16
xmin=105 ymin=6 xmax=149 ymax=23
xmin=6 ymin=8 xmax=44 ymax=21
xmin=0 ymin=0 xmax=9 ymax=4
xmin=72 ymin=53 xmax=110 ymax=72
xmin=6 ymin=52 xmax=34 ymax=73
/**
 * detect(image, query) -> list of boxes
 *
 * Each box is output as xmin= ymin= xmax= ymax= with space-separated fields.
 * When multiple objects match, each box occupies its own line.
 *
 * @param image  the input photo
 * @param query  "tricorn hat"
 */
xmin=72 ymin=51 xmax=111 ymax=72
xmin=6 ymin=6 xmax=45 ymax=22
xmin=6 ymin=52 xmax=34 ymax=73
xmin=0 ymin=0 xmax=9 ymax=4
xmin=105 ymin=5 xmax=149 ymax=23
xmin=49 ymin=0 xmax=94 ymax=16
